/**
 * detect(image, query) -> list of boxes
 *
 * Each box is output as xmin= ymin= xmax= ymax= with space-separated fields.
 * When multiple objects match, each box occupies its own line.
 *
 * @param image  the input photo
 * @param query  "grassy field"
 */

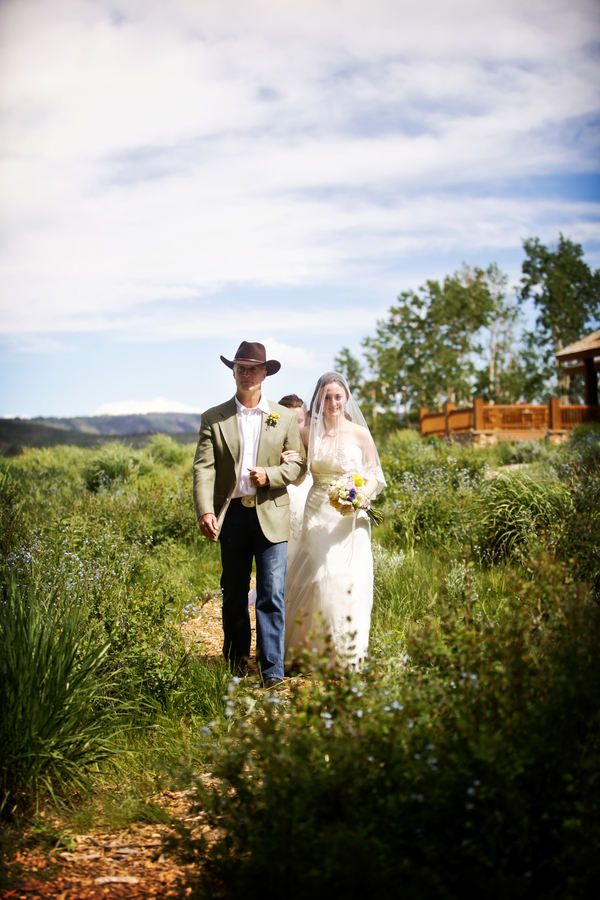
xmin=1 ymin=428 xmax=599 ymax=897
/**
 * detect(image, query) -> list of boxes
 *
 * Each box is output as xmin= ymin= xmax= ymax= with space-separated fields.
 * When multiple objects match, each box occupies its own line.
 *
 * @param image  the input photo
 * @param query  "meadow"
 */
xmin=1 ymin=428 xmax=599 ymax=898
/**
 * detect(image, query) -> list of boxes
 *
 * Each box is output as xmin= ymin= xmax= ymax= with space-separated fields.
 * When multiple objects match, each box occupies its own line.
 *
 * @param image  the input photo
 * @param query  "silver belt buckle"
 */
xmin=241 ymin=495 xmax=256 ymax=508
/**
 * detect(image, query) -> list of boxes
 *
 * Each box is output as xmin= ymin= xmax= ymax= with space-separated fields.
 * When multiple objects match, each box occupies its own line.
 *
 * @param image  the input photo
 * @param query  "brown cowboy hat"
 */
xmin=220 ymin=341 xmax=281 ymax=376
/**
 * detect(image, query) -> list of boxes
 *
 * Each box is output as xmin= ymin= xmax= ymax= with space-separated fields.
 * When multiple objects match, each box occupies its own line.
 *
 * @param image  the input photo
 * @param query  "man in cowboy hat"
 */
xmin=193 ymin=341 xmax=307 ymax=687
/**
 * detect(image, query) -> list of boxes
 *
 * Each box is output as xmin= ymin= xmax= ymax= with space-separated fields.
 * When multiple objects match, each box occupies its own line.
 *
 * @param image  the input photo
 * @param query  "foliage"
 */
xmin=179 ymin=559 xmax=600 ymax=899
xmin=554 ymin=424 xmax=600 ymax=596
xmin=1 ymin=422 xmax=598 ymax=899
xmin=0 ymin=471 xmax=28 ymax=557
xmin=469 ymin=469 xmax=572 ymax=564
xmin=518 ymin=234 xmax=600 ymax=401
xmin=333 ymin=347 xmax=364 ymax=397
xmin=378 ymin=436 xmax=490 ymax=553
xmin=361 ymin=265 xmax=497 ymax=416
xmin=337 ymin=235 xmax=598 ymax=416
xmin=147 ymin=433 xmax=187 ymax=468
xmin=0 ymin=574 xmax=119 ymax=814
xmin=81 ymin=441 xmax=155 ymax=491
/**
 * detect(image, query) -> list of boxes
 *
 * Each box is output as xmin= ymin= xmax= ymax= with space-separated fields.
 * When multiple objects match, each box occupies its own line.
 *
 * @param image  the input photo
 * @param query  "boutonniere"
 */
xmin=266 ymin=412 xmax=280 ymax=428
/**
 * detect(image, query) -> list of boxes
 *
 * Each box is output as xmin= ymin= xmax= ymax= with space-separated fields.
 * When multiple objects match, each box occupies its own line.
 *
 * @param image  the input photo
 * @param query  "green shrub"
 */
xmin=147 ymin=434 xmax=187 ymax=468
xmin=180 ymin=560 xmax=600 ymax=899
xmin=554 ymin=427 xmax=600 ymax=596
xmin=0 ymin=574 xmax=120 ymax=814
xmin=0 ymin=472 xmax=28 ymax=558
xmin=82 ymin=442 xmax=154 ymax=491
xmin=495 ymin=439 xmax=558 ymax=466
xmin=111 ymin=478 xmax=199 ymax=546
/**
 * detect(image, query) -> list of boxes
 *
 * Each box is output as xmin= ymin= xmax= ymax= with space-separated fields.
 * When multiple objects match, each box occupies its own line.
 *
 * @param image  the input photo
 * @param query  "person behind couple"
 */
xmin=192 ymin=341 xmax=307 ymax=688
xmin=284 ymin=372 xmax=385 ymax=667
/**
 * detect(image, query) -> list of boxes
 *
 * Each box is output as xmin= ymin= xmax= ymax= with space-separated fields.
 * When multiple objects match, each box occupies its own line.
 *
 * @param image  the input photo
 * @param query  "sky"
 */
xmin=1 ymin=0 xmax=599 ymax=418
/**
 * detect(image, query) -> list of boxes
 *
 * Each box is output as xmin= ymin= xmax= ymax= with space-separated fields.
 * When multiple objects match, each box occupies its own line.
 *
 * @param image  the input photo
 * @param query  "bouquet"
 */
xmin=327 ymin=472 xmax=384 ymax=526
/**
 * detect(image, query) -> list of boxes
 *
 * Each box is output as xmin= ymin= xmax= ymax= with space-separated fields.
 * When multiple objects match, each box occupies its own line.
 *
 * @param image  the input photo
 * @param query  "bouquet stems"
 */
xmin=366 ymin=506 xmax=384 ymax=527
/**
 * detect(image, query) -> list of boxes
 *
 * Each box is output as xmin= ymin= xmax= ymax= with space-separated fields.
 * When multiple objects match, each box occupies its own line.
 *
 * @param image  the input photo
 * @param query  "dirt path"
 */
xmin=181 ymin=581 xmax=257 ymax=660
xmin=2 ymin=794 xmax=198 ymax=899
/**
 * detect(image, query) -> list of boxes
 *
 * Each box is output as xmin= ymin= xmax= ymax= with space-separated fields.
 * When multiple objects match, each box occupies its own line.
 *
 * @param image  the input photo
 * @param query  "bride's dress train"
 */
xmin=284 ymin=441 xmax=374 ymax=666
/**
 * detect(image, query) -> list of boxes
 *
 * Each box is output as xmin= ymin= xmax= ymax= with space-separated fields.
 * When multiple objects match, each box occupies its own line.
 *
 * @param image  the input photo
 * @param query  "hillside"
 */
xmin=32 ymin=412 xmax=203 ymax=435
xmin=0 ymin=416 xmax=200 ymax=456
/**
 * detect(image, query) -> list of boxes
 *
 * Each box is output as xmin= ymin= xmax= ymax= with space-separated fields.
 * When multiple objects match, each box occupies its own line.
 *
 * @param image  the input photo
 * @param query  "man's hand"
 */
xmin=248 ymin=466 xmax=269 ymax=488
xmin=200 ymin=513 xmax=218 ymax=540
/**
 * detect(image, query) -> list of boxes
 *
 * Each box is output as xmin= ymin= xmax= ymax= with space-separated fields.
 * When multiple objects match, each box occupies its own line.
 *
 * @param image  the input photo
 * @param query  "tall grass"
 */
xmin=1 ymin=428 xmax=597 ymax=841
xmin=469 ymin=468 xmax=572 ymax=563
xmin=0 ymin=574 xmax=120 ymax=814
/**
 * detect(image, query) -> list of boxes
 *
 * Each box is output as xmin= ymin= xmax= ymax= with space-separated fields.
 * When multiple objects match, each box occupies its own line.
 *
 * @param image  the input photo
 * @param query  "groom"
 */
xmin=193 ymin=341 xmax=307 ymax=687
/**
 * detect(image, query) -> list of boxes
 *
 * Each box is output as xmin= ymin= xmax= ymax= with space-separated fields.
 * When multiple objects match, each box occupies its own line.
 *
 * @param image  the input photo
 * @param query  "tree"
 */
xmin=360 ymin=267 xmax=498 ymax=419
xmin=474 ymin=264 xmax=523 ymax=403
xmin=518 ymin=234 xmax=600 ymax=402
xmin=333 ymin=348 xmax=364 ymax=397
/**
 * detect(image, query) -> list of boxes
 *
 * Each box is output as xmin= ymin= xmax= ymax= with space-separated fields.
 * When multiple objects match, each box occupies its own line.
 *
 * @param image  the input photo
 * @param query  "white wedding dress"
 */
xmin=284 ymin=439 xmax=375 ymax=666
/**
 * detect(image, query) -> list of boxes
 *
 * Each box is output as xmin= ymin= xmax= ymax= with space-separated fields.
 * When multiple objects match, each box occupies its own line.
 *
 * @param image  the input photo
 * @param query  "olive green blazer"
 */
xmin=193 ymin=398 xmax=307 ymax=544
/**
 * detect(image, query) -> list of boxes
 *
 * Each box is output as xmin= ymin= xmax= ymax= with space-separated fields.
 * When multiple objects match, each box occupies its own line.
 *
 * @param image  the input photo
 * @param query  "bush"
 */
xmin=0 ymin=574 xmax=120 ymax=814
xmin=147 ymin=434 xmax=187 ymax=468
xmin=555 ymin=427 xmax=600 ymax=596
xmin=111 ymin=479 xmax=199 ymax=546
xmin=82 ymin=442 xmax=154 ymax=491
xmin=0 ymin=472 xmax=27 ymax=558
xmin=180 ymin=559 xmax=600 ymax=899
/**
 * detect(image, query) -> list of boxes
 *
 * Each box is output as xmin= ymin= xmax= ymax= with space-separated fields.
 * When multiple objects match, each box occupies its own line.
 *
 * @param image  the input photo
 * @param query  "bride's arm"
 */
xmin=360 ymin=477 xmax=379 ymax=508
xmin=282 ymin=427 xmax=310 ymax=484
xmin=281 ymin=449 xmax=308 ymax=486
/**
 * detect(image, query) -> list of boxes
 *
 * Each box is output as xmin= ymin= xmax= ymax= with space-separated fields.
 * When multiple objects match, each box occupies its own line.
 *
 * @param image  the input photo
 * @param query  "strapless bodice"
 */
xmin=310 ymin=443 xmax=364 ymax=479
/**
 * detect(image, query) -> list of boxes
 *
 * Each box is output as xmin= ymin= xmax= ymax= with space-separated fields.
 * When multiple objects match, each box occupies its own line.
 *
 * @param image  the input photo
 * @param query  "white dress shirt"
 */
xmin=232 ymin=393 xmax=271 ymax=498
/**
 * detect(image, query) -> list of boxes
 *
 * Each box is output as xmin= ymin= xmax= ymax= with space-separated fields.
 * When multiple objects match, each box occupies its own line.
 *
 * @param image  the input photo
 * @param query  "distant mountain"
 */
xmin=30 ymin=412 xmax=203 ymax=435
xmin=0 ymin=413 xmax=202 ymax=456
xmin=89 ymin=397 xmax=203 ymax=416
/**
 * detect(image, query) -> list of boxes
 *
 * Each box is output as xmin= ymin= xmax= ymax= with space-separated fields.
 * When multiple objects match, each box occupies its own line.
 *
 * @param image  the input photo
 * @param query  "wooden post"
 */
xmin=549 ymin=397 xmax=561 ymax=430
xmin=585 ymin=357 xmax=599 ymax=406
xmin=419 ymin=407 xmax=428 ymax=437
xmin=444 ymin=401 xmax=455 ymax=436
xmin=473 ymin=397 xmax=484 ymax=431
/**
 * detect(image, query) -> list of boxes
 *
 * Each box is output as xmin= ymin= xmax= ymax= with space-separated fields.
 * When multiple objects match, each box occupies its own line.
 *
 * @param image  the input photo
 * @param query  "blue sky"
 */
xmin=1 ymin=0 xmax=599 ymax=417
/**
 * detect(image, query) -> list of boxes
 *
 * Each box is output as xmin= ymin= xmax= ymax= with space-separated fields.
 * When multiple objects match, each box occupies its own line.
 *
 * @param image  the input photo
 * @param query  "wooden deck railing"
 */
xmin=558 ymin=404 xmax=600 ymax=428
xmin=419 ymin=397 xmax=600 ymax=439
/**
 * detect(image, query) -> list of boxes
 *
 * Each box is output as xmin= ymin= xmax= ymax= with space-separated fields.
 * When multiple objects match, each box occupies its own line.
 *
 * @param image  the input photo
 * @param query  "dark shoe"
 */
xmin=263 ymin=676 xmax=283 ymax=689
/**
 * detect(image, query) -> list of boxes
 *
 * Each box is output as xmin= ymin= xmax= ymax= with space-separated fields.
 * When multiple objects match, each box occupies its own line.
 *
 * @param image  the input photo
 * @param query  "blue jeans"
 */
xmin=219 ymin=500 xmax=287 ymax=681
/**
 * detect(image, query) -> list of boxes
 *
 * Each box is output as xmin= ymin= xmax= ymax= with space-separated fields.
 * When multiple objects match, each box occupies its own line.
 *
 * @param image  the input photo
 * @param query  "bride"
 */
xmin=283 ymin=372 xmax=385 ymax=666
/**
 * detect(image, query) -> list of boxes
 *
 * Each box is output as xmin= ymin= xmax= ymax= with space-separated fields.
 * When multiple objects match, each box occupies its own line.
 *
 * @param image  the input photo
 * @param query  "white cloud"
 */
xmin=89 ymin=396 xmax=203 ymax=415
xmin=263 ymin=339 xmax=317 ymax=370
xmin=0 ymin=0 xmax=599 ymax=340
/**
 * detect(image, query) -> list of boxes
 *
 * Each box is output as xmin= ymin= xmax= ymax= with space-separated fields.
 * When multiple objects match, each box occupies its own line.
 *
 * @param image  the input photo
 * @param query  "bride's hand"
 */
xmin=281 ymin=450 xmax=301 ymax=463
